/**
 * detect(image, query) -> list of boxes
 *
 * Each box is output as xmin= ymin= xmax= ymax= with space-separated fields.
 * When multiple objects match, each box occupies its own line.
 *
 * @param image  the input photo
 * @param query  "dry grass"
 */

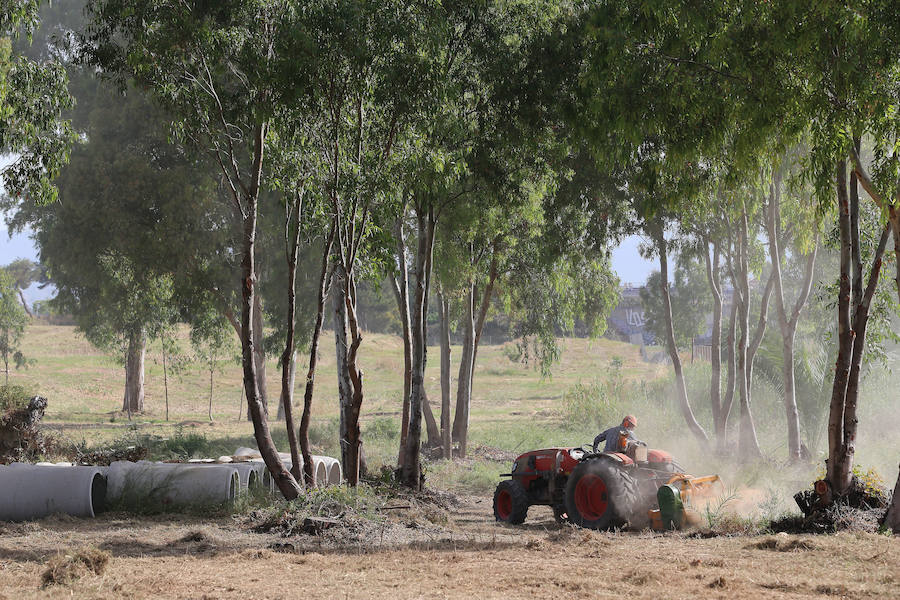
xmin=41 ymin=547 xmax=110 ymax=587
xmin=0 ymin=503 xmax=896 ymax=599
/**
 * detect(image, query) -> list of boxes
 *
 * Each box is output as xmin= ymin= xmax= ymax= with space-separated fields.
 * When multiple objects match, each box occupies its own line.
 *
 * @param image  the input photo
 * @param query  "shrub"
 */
xmin=366 ymin=416 xmax=400 ymax=440
xmin=0 ymin=384 xmax=36 ymax=412
xmin=559 ymin=359 xmax=629 ymax=431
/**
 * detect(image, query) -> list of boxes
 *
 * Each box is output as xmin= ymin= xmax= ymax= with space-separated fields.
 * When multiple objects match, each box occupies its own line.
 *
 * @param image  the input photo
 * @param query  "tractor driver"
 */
xmin=592 ymin=415 xmax=642 ymax=453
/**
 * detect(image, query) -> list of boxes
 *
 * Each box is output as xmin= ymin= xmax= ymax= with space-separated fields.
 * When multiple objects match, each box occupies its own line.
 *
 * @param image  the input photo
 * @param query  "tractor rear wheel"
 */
xmin=564 ymin=459 xmax=640 ymax=530
xmin=493 ymin=479 xmax=529 ymax=524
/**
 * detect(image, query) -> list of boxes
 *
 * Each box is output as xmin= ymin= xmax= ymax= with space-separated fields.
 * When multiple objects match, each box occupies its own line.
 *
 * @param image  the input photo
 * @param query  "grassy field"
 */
xmin=10 ymin=323 xmax=900 ymax=489
xmin=12 ymin=324 xmax=667 ymax=464
xmin=3 ymin=324 xmax=899 ymax=599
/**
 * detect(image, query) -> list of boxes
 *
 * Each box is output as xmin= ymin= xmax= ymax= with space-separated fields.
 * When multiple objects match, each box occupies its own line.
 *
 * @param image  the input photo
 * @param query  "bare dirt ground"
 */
xmin=1 ymin=494 xmax=897 ymax=600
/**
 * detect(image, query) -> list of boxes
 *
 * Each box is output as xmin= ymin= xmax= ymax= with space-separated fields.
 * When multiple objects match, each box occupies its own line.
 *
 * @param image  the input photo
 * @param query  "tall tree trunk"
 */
xmin=279 ymin=349 xmax=300 ymax=478
xmin=333 ymin=261 xmax=354 ymax=479
xmin=766 ymin=175 xmax=818 ymax=462
xmin=439 ymin=291 xmax=452 ymax=459
xmin=237 ymin=123 xmax=300 ymax=500
xmin=392 ymin=216 xmax=413 ymax=468
xmin=401 ymin=202 xmax=435 ymax=488
xmin=422 ymin=391 xmax=441 ymax=448
xmin=162 ymin=339 xmax=169 ymax=422
xmin=208 ymin=367 xmax=214 ymax=421
xmin=343 ymin=269 xmax=367 ymax=486
xmin=247 ymin=293 xmax=268 ymax=420
xmin=299 ymin=226 xmax=335 ymax=487
xmin=890 ymin=205 xmax=900 ymax=305
xmin=703 ymin=239 xmax=723 ymax=449
xmin=650 ymin=224 xmax=709 ymax=446
xmin=828 ymin=159 xmax=855 ymax=494
xmin=122 ymin=330 xmax=146 ymax=418
xmin=453 ymin=281 xmax=476 ymax=457
xmin=452 ymin=246 xmax=498 ymax=441
xmin=720 ymin=283 xmax=738 ymax=450
xmin=841 ymin=222 xmax=891 ymax=488
xmin=736 ymin=212 xmax=763 ymax=460
xmin=17 ymin=289 xmax=32 ymax=318
xmin=277 ymin=189 xmax=305 ymax=481
xmin=884 ymin=464 xmax=900 ymax=533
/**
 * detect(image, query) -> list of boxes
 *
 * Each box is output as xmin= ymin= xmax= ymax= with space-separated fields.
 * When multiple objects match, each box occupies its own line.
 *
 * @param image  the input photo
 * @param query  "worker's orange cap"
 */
xmin=622 ymin=415 xmax=637 ymax=428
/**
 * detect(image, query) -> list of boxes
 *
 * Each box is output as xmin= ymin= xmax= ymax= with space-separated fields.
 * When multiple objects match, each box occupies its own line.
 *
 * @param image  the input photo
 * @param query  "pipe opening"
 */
xmin=327 ymin=462 xmax=342 ymax=486
xmin=90 ymin=473 xmax=108 ymax=516
xmin=315 ymin=462 xmax=327 ymax=488
xmin=229 ymin=472 xmax=238 ymax=500
xmin=247 ymin=470 xmax=260 ymax=489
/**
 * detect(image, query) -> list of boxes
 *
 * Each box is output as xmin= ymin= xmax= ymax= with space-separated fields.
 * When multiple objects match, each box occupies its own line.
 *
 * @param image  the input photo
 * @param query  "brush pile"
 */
xmin=0 ymin=394 xmax=51 ymax=463
xmin=781 ymin=474 xmax=890 ymax=534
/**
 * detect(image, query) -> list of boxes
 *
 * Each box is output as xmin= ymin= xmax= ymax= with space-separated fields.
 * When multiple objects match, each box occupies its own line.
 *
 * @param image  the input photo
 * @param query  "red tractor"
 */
xmin=493 ymin=437 xmax=720 ymax=530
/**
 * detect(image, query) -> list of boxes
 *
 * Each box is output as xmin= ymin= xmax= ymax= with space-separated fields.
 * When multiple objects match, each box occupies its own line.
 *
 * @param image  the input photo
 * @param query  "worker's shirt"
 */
xmin=593 ymin=426 xmax=638 ymax=453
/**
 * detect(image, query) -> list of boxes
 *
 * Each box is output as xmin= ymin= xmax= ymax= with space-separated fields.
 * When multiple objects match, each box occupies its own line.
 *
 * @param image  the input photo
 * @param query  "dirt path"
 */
xmin=0 ymin=496 xmax=897 ymax=599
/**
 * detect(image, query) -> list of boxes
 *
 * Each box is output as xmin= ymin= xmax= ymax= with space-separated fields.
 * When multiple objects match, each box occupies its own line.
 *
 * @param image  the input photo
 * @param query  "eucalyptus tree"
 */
xmin=0 ymin=269 xmax=28 ymax=384
xmin=293 ymin=0 xmax=423 ymax=486
xmin=394 ymin=0 xmax=598 ymax=482
xmin=743 ymin=0 xmax=900 ymax=495
xmin=263 ymin=124 xmax=331 ymax=484
xmin=1 ymin=0 xmax=74 ymax=203
xmin=763 ymin=156 xmax=820 ymax=462
xmin=2 ymin=258 xmax=42 ymax=317
xmin=7 ymin=73 xmax=212 ymax=415
xmin=190 ymin=306 xmax=234 ymax=422
xmin=639 ymin=255 xmax=711 ymax=351
xmin=83 ymin=0 xmax=310 ymax=498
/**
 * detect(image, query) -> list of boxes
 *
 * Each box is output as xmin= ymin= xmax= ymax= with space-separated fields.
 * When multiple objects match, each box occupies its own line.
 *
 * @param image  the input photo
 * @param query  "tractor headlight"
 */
xmin=569 ymin=449 xmax=584 ymax=460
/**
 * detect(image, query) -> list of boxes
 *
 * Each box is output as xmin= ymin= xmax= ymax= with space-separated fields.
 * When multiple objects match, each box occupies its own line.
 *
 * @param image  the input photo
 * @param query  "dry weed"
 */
xmin=41 ymin=547 xmax=110 ymax=587
xmin=816 ymin=583 xmax=851 ymax=596
xmin=749 ymin=536 xmax=819 ymax=552
xmin=622 ymin=570 xmax=659 ymax=586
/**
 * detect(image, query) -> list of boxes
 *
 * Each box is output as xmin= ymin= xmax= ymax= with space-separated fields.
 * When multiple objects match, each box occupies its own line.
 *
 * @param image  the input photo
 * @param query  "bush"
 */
xmin=0 ymin=384 xmax=36 ymax=412
xmin=559 ymin=359 xmax=629 ymax=431
xmin=366 ymin=417 xmax=400 ymax=440
xmin=308 ymin=418 xmax=340 ymax=454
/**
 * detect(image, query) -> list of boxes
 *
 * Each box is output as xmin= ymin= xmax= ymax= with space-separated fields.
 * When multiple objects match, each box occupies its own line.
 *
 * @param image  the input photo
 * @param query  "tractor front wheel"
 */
xmin=552 ymin=504 xmax=568 ymax=525
xmin=493 ymin=479 xmax=529 ymax=524
xmin=564 ymin=459 xmax=639 ymax=530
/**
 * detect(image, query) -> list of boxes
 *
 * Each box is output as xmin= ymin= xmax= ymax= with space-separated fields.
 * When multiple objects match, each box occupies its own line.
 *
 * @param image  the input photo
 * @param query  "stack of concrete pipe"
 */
xmin=106 ymin=461 xmax=239 ymax=507
xmin=152 ymin=459 xmax=267 ymax=491
xmin=233 ymin=447 xmax=342 ymax=488
xmin=0 ymin=447 xmax=342 ymax=521
xmin=0 ymin=463 xmax=107 ymax=521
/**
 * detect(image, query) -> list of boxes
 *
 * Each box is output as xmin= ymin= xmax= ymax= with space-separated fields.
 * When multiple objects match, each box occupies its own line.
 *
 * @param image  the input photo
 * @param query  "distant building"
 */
xmin=607 ymin=285 xmax=654 ymax=345
xmin=606 ymin=284 xmax=735 ymax=349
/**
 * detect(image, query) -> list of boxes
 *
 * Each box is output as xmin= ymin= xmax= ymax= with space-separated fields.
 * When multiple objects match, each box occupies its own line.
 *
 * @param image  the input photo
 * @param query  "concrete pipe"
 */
xmin=143 ymin=461 xmax=265 ymax=492
xmin=248 ymin=457 xmax=301 ymax=492
xmin=327 ymin=461 xmax=342 ymax=486
xmin=0 ymin=464 xmax=107 ymax=521
xmin=313 ymin=455 xmax=342 ymax=486
xmin=311 ymin=459 xmax=328 ymax=488
xmin=107 ymin=461 xmax=239 ymax=507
